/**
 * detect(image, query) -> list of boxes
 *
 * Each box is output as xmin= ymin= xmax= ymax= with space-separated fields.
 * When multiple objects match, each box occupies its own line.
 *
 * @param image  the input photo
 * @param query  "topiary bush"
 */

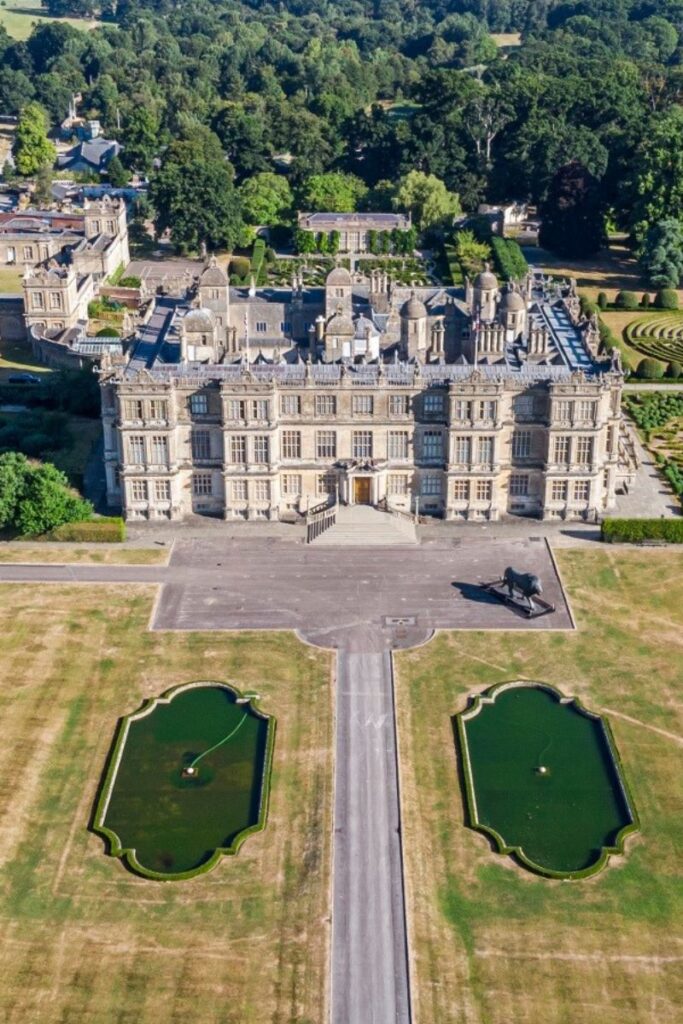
xmin=640 ymin=292 xmax=651 ymax=308
xmin=655 ymin=288 xmax=679 ymax=310
xmin=637 ymin=357 xmax=665 ymax=379
xmin=601 ymin=518 xmax=683 ymax=543
xmin=666 ymin=360 xmax=682 ymax=379
xmin=597 ymin=291 xmax=608 ymax=309
xmin=615 ymin=290 xmax=638 ymax=310
xmin=97 ymin=326 xmax=119 ymax=337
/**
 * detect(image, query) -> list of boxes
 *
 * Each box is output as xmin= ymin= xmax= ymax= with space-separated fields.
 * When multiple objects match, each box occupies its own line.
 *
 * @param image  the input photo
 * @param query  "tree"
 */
xmin=454 ymin=229 xmax=491 ymax=276
xmin=0 ymin=452 xmax=28 ymax=528
xmin=394 ymin=171 xmax=460 ymax=232
xmin=106 ymin=154 xmax=129 ymax=188
xmin=0 ymin=454 xmax=91 ymax=534
xmin=149 ymin=131 xmax=244 ymax=253
xmin=294 ymin=229 xmax=315 ymax=254
xmin=12 ymin=103 xmax=56 ymax=178
xmin=121 ymin=106 xmax=160 ymax=174
xmin=639 ymin=220 xmax=683 ymax=288
xmin=539 ymin=161 xmax=606 ymax=258
xmin=238 ymin=172 xmax=292 ymax=227
xmin=300 ymin=172 xmax=367 ymax=213
xmin=628 ymin=107 xmax=683 ymax=241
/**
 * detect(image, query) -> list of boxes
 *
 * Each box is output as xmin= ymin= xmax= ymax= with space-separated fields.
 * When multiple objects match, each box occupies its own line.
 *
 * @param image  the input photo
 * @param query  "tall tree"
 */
xmin=394 ymin=171 xmax=460 ymax=232
xmin=299 ymin=172 xmax=367 ymax=213
xmin=639 ymin=219 xmax=683 ymax=288
xmin=239 ymin=172 xmax=292 ymax=226
xmin=12 ymin=102 xmax=55 ymax=177
xmin=539 ymin=161 xmax=606 ymax=258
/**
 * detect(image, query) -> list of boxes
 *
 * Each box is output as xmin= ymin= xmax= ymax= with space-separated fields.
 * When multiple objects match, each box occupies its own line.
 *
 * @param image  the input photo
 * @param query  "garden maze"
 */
xmin=625 ymin=313 xmax=683 ymax=365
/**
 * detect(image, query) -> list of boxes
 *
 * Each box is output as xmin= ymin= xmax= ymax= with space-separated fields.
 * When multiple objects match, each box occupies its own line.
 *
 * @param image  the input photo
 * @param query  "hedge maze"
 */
xmin=625 ymin=314 xmax=683 ymax=364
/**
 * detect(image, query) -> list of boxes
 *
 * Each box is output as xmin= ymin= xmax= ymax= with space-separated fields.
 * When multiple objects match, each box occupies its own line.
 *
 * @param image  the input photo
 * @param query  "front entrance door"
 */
xmin=354 ymin=476 xmax=372 ymax=504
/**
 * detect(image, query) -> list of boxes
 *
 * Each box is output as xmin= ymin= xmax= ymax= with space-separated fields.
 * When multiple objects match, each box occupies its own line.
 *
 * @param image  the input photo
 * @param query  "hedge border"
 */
xmin=92 ymin=680 xmax=276 ymax=881
xmin=601 ymin=518 xmax=683 ymax=543
xmin=455 ymin=680 xmax=639 ymax=880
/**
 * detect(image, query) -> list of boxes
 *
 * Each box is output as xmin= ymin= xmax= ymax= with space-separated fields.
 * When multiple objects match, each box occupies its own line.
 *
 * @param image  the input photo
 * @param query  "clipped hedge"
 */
xmin=655 ymin=288 xmax=679 ymax=310
xmin=490 ymin=235 xmax=528 ymax=280
xmin=601 ymin=518 xmax=683 ymax=543
xmin=47 ymin=517 xmax=126 ymax=542
xmin=616 ymin=290 xmax=638 ymax=310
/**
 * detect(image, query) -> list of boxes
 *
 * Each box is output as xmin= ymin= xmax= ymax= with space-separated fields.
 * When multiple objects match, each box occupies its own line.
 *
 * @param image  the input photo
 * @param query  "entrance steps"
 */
xmin=313 ymin=504 xmax=417 ymax=546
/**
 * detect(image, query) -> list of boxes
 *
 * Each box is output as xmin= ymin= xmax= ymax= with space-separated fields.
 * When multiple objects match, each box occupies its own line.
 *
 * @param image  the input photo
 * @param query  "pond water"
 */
xmin=95 ymin=684 xmax=273 ymax=878
xmin=458 ymin=683 xmax=637 ymax=877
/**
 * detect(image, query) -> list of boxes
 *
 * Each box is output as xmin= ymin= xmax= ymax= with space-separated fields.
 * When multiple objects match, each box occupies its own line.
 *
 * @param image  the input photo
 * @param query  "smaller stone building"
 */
xmin=297 ymin=212 xmax=411 ymax=252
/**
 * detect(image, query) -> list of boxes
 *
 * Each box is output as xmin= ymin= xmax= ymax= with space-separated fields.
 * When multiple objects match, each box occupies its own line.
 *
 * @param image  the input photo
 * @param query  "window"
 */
xmin=253 ymin=480 xmax=270 ymax=502
xmin=155 ymin=480 xmax=171 ymax=502
xmin=255 ymin=321 xmax=267 ymax=333
xmin=190 ymin=394 xmax=208 ymax=415
xmin=388 ymin=431 xmax=409 ymax=459
xmin=31 ymin=292 xmax=45 ymax=310
xmin=555 ymin=400 xmax=572 ymax=422
xmin=576 ymin=436 xmax=593 ymax=465
xmin=128 ymin=435 xmax=145 ymax=464
xmin=512 ymin=430 xmax=531 ymax=459
xmin=191 ymin=430 xmax=211 ymax=460
xmin=454 ymin=436 xmax=471 ymax=465
xmin=227 ymin=399 xmax=246 ymax=421
xmin=282 ymin=474 xmax=302 ymax=495
xmin=453 ymin=479 xmax=469 ymax=501
xmin=551 ymin=480 xmax=568 ymax=501
xmin=423 ymin=393 xmax=444 ymax=418
xmin=389 ymin=394 xmax=410 ymax=417
xmin=316 ymin=431 xmax=337 ymax=458
xmin=232 ymin=479 xmax=248 ymax=502
xmin=509 ymin=473 xmax=529 ymax=497
xmin=552 ymin=435 xmax=571 ymax=465
xmin=478 ymin=400 xmax=496 ymax=421
xmin=315 ymin=394 xmax=337 ymax=417
xmin=352 ymin=431 xmax=373 ymax=459
xmin=149 ymin=400 xmax=167 ymax=420
xmin=253 ymin=435 xmax=269 ymax=463
xmin=230 ymin=435 xmax=247 ymax=464
xmin=49 ymin=292 xmax=63 ymax=310
xmin=577 ymin=401 xmax=596 ymax=422
xmin=281 ymin=394 xmax=301 ymax=416
xmin=387 ymin=474 xmax=409 ymax=496
xmin=150 ymin=435 xmax=169 ymax=466
xmin=476 ymin=480 xmax=493 ymax=502
xmin=421 ymin=474 xmax=441 ymax=496
xmin=454 ymin=400 xmax=471 ymax=421
xmin=280 ymin=321 xmax=292 ymax=334
xmin=513 ymin=395 xmax=534 ymax=418
xmin=317 ymin=472 xmax=336 ymax=495
xmin=352 ymin=394 xmax=374 ymax=416
xmin=422 ymin=431 xmax=443 ymax=462
xmin=106 ymin=220 xmax=115 ymax=234
xmin=282 ymin=431 xmax=302 ymax=459
xmin=22 ymin=246 xmax=33 ymax=261
xmin=125 ymin=400 xmax=144 ymax=420
xmin=476 ymin=436 xmax=494 ymax=467
xmin=130 ymin=479 xmax=146 ymax=501
xmin=251 ymin=399 xmax=269 ymax=421
xmin=192 ymin=472 xmax=212 ymax=496
xmin=573 ymin=480 xmax=590 ymax=501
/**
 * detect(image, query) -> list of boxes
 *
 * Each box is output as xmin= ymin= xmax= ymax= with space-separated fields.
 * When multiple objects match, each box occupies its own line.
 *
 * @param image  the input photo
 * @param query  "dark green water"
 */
xmin=101 ymin=686 xmax=270 ymax=876
xmin=461 ymin=685 xmax=635 ymax=874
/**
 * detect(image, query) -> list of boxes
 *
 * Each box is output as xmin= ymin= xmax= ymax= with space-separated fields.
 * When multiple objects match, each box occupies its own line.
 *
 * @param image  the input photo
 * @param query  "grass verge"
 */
xmin=0 ymin=545 xmax=169 ymax=564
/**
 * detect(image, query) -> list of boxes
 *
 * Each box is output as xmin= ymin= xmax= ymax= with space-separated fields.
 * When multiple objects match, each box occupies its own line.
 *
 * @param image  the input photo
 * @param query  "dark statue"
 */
xmin=503 ymin=566 xmax=543 ymax=607
xmin=479 ymin=566 xmax=554 ymax=618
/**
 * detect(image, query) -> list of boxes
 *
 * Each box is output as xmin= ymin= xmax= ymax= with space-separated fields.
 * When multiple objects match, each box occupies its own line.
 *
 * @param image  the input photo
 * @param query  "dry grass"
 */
xmin=524 ymin=241 xmax=672 ymax=303
xmin=490 ymin=32 xmax=521 ymax=47
xmin=0 ymin=585 xmax=333 ymax=1024
xmin=0 ymin=545 xmax=169 ymax=564
xmin=0 ymin=267 xmax=23 ymax=294
xmin=395 ymin=549 xmax=683 ymax=1024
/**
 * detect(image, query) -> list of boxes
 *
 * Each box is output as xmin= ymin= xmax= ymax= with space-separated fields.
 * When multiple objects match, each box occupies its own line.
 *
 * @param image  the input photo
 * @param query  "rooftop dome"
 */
xmin=200 ymin=256 xmax=228 ymax=287
xmin=183 ymin=307 xmax=215 ymax=333
xmin=474 ymin=263 xmax=498 ymax=291
xmin=327 ymin=310 xmax=355 ymax=335
xmin=401 ymin=292 xmax=428 ymax=319
xmin=326 ymin=265 xmax=352 ymax=287
xmin=499 ymin=285 xmax=526 ymax=312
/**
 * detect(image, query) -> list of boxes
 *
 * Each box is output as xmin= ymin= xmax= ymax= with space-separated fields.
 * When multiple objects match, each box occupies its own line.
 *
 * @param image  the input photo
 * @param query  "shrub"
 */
xmin=640 ymin=292 xmax=651 ymax=308
xmin=490 ymin=235 xmax=528 ymax=280
xmin=666 ymin=360 xmax=682 ymax=378
xmin=580 ymin=296 xmax=599 ymax=316
xmin=615 ymin=290 xmax=638 ymax=310
xmin=229 ymin=256 xmax=250 ymax=279
xmin=97 ymin=326 xmax=119 ymax=337
xmin=597 ymin=291 xmax=608 ymax=309
xmin=601 ymin=518 xmax=683 ymax=543
xmin=48 ymin=516 xmax=126 ymax=542
xmin=655 ymin=288 xmax=679 ymax=309
xmin=118 ymin=275 xmax=142 ymax=288
xmin=636 ymin=357 xmax=665 ymax=379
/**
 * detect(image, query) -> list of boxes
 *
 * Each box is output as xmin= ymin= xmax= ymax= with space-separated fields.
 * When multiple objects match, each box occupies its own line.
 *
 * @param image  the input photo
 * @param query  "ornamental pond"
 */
xmin=94 ymin=682 xmax=275 ymax=880
xmin=456 ymin=682 xmax=638 ymax=878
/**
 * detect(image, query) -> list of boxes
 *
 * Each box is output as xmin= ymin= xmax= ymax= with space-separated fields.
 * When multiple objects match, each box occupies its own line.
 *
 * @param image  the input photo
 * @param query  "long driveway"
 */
xmin=0 ymin=535 xmax=574 ymax=1024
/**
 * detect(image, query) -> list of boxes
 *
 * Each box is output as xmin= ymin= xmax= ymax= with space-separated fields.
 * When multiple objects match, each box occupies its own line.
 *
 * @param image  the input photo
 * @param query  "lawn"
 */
xmin=0 ymin=585 xmax=333 ymax=1024
xmin=0 ymin=267 xmax=23 ymax=293
xmin=0 ymin=545 xmax=169 ymax=564
xmin=0 ymin=336 xmax=52 ymax=379
xmin=523 ymin=240 xmax=662 ymax=303
xmin=0 ymin=0 xmax=101 ymax=40
xmin=395 ymin=548 xmax=683 ymax=1024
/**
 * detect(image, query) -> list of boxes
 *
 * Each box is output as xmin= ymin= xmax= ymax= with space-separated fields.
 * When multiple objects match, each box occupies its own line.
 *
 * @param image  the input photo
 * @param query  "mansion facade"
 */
xmin=100 ymin=259 xmax=634 ymax=523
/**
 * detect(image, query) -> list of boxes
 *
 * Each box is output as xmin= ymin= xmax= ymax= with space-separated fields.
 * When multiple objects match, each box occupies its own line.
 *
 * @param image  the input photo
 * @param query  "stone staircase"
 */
xmin=312 ymin=504 xmax=417 ymax=546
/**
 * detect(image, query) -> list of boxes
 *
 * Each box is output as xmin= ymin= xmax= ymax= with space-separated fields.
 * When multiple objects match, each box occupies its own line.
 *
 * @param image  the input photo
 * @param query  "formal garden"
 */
xmin=623 ymin=391 xmax=683 ymax=498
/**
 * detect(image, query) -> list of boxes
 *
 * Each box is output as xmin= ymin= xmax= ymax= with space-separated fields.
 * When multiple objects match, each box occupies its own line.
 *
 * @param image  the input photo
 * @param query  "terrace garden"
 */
xmin=624 ymin=391 xmax=683 ymax=499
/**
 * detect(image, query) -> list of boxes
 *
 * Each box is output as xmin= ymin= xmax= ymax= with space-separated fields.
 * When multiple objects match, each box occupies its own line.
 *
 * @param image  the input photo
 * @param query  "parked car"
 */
xmin=7 ymin=373 xmax=41 ymax=384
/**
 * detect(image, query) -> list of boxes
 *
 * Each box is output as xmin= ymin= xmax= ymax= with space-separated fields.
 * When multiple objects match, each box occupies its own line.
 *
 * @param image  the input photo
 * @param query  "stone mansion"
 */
xmin=100 ymin=258 xmax=634 ymax=523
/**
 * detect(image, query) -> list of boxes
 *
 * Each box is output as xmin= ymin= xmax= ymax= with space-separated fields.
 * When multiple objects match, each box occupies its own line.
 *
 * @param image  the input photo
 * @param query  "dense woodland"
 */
xmin=3 ymin=1 xmax=683 ymax=267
